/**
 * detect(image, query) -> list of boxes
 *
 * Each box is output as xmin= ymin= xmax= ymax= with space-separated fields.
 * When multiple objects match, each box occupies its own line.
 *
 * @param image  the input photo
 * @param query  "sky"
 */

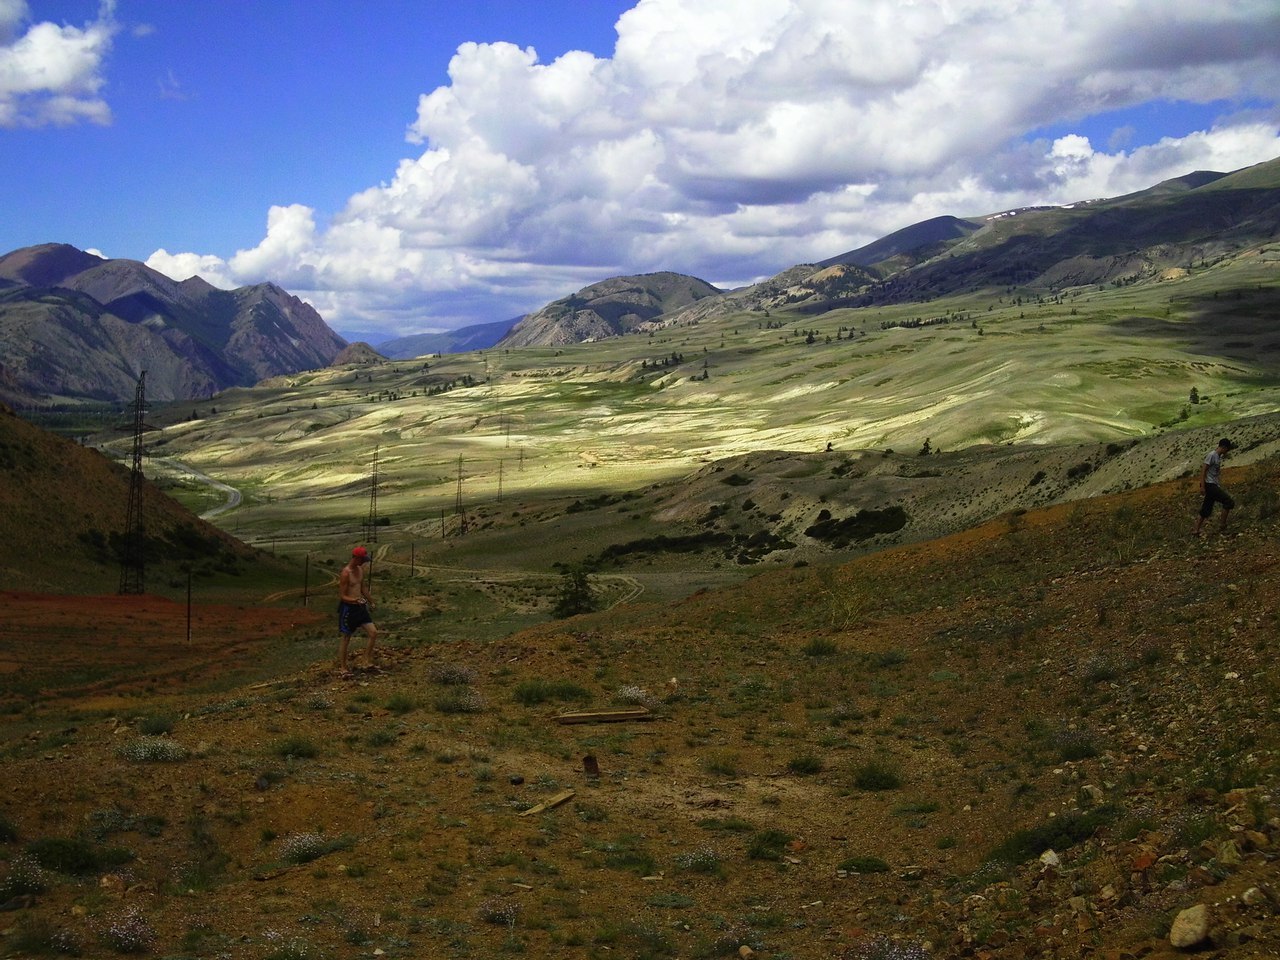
xmin=2 ymin=1 xmax=1278 ymax=344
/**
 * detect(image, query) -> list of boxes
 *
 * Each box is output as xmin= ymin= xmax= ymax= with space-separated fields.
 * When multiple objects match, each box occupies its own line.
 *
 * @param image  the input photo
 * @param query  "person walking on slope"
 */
xmin=1193 ymin=438 xmax=1235 ymax=536
xmin=337 ymin=546 xmax=378 ymax=676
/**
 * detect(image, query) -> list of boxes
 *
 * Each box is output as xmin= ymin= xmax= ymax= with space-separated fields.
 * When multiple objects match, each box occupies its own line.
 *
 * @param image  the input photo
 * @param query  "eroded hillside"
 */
xmin=2 ymin=457 xmax=1278 ymax=958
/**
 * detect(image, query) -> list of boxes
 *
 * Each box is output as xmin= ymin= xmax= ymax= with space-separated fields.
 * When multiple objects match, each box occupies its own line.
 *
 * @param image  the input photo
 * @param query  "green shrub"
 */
xmin=867 ymin=648 xmax=908 ymax=670
xmin=365 ymin=727 xmax=397 ymax=748
xmin=985 ymin=806 xmax=1117 ymax=866
xmin=513 ymin=678 xmax=591 ymax=706
xmin=0 ymin=854 xmax=48 ymax=897
xmin=702 ymin=750 xmax=739 ymax=777
xmin=0 ymin=814 xmax=17 ymax=843
xmin=136 ymin=714 xmax=175 ymax=735
xmin=1053 ymin=729 xmax=1100 ymax=762
xmin=746 ymin=829 xmax=792 ymax=861
xmin=787 ymin=753 xmax=825 ymax=775
xmin=803 ymin=636 xmax=839 ymax=657
xmin=7 ymin=915 xmax=80 ymax=956
xmin=853 ymin=759 xmax=902 ymax=791
xmin=384 ymin=693 xmax=416 ymax=715
xmin=697 ymin=816 xmax=754 ymax=833
xmin=592 ymin=835 xmax=656 ymax=875
xmin=27 ymin=837 xmax=133 ymax=875
xmin=272 ymin=736 xmax=319 ymax=759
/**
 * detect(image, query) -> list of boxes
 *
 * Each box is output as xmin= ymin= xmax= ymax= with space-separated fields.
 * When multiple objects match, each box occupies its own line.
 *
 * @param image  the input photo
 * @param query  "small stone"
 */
xmin=1218 ymin=840 xmax=1243 ymax=866
xmin=1039 ymin=850 xmax=1061 ymax=868
xmin=1131 ymin=851 xmax=1157 ymax=872
xmin=1243 ymin=830 xmax=1270 ymax=850
xmin=1169 ymin=903 xmax=1210 ymax=948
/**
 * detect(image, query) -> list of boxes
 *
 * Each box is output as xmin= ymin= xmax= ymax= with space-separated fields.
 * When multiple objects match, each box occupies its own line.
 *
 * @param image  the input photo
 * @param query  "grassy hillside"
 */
xmin=1 ymin=456 xmax=1277 ymax=958
xmin=76 ymin=247 xmax=1280 ymax=636
xmin=0 ymin=404 xmax=298 ymax=597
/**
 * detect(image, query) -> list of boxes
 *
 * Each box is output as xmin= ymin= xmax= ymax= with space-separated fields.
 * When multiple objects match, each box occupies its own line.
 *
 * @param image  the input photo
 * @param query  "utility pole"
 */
xmin=118 ymin=371 xmax=149 ymax=595
xmin=363 ymin=444 xmax=380 ymax=542
xmin=454 ymin=454 xmax=466 ymax=535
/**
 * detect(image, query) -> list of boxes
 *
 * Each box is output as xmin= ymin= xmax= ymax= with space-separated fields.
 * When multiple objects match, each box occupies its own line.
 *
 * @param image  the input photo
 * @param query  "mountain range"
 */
xmin=0 ymin=244 xmax=347 ymax=406
xmin=395 ymin=155 xmax=1280 ymax=350
xmin=3 ymin=155 xmax=1277 ymax=404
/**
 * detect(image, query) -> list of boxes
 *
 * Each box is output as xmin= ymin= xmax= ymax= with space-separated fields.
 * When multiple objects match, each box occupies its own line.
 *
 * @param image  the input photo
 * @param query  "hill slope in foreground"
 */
xmin=2 ymin=453 xmax=1279 ymax=958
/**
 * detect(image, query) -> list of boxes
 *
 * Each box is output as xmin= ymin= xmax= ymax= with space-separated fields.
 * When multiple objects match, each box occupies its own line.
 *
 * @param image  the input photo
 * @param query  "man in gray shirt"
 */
xmin=1193 ymin=437 xmax=1235 ymax=536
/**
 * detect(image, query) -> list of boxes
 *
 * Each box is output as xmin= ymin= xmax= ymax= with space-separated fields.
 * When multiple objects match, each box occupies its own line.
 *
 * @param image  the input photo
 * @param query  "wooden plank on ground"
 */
xmin=519 ymin=789 xmax=576 ymax=817
xmin=555 ymin=707 xmax=653 ymax=725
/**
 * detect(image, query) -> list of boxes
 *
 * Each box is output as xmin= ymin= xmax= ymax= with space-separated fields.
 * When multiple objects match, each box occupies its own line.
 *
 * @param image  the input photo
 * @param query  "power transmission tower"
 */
xmin=118 ymin=371 xmax=149 ymax=595
xmin=363 ymin=444 xmax=380 ymax=542
xmin=454 ymin=454 xmax=466 ymax=535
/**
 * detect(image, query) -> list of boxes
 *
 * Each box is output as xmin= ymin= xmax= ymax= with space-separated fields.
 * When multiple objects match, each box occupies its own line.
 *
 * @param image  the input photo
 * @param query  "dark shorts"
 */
xmin=338 ymin=600 xmax=373 ymax=635
xmin=1199 ymin=484 xmax=1235 ymax=518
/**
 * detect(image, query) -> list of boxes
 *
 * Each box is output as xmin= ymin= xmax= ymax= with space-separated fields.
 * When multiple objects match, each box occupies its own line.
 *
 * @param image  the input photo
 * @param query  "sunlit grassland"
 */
xmin=124 ymin=264 xmax=1280 ymax=577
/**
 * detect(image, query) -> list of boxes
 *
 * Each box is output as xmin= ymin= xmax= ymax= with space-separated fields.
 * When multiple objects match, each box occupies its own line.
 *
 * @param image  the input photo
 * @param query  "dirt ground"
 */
xmin=2 ymin=470 xmax=1280 ymax=959
xmin=0 ymin=592 xmax=325 ymax=711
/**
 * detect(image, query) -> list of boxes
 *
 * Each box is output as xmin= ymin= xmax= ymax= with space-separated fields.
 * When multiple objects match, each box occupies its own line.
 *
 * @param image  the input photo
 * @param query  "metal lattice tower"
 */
xmin=118 ymin=371 xmax=149 ymax=595
xmin=363 ymin=445 xmax=380 ymax=542
xmin=454 ymin=454 xmax=466 ymax=535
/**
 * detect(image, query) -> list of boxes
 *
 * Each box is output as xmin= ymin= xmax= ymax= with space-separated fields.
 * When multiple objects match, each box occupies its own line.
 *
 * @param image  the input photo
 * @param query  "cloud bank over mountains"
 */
xmin=7 ymin=1 xmax=1279 ymax=339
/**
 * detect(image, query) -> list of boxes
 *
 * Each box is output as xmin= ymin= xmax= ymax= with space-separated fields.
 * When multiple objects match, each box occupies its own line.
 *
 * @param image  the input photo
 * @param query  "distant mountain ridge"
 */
xmin=681 ymin=156 xmax=1280 ymax=321
xmin=378 ymin=318 xmax=517 ymax=359
xmin=499 ymin=272 xmax=722 ymax=347
xmin=6 ymin=156 xmax=1278 ymax=391
xmin=0 ymin=244 xmax=347 ymax=406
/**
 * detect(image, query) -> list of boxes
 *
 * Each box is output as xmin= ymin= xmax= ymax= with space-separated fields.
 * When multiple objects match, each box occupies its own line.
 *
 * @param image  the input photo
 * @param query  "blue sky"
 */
xmin=2 ymin=1 xmax=1278 ymax=343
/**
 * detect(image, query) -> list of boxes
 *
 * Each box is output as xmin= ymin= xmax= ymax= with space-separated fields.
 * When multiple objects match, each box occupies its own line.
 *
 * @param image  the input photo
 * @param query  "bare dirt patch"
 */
xmin=0 ymin=592 xmax=325 ymax=711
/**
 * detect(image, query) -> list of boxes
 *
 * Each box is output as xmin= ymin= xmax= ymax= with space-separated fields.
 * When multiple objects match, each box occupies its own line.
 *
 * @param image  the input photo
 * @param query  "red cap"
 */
xmin=352 ymin=546 xmax=369 ymax=560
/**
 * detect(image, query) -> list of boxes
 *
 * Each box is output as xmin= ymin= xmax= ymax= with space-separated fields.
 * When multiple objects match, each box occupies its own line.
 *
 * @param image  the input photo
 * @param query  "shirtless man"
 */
xmin=337 ymin=546 xmax=377 ymax=675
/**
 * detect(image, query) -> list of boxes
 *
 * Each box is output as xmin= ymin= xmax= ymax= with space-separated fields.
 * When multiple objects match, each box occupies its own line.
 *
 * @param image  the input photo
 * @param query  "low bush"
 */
xmin=0 ymin=853 xmax=48 ymax=897
xmin=985 ymin=806 xmax=1117 ymax=866
xmin=100 ymin=907 xmax=156 ymax=954
xmin=117 ymin=736 xmax=186 ymax=762
xmin=278 ymin=832 xmax=354 ymax=866
xmin=27 ymin=836 xmax=133 ymax=875
xmin=272 ymin=736 xmax=319 ymax=760
xmin=787 ymin=753 xmax=825 ymax=775
xmin=853 ymin=759 xmax=902 ymax=791
xmin=513 ymin=678 xmax=591 ymax=706
xmin=747 ymin=829 xmax=792 ymax=861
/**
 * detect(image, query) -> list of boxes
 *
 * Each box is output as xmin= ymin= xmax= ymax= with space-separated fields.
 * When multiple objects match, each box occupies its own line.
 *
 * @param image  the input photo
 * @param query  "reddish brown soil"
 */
xmin=0 ymin=592 xmax=324 ymax=710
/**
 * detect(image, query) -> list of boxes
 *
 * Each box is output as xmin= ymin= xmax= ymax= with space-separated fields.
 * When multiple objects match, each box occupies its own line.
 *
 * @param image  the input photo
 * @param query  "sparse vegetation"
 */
xmin=852 ymin=759 xmax=902 ymax=791
xmin=5 ymin=297 xmax=1280 ymax=957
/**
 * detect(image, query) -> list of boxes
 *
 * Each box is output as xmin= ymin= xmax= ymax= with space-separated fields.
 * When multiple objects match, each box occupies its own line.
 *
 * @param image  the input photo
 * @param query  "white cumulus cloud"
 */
xmin=0 ymin=0 xmax=117 ymax=127
xmin=147 ymin=0 xmax=1280 ymax=339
